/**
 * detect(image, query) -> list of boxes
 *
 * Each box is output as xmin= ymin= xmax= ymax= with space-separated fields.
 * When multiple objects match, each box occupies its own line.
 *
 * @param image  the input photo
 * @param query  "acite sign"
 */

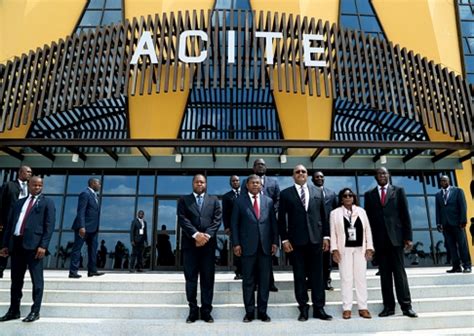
xmin=130 ymin=30 xmax=327 ymax=67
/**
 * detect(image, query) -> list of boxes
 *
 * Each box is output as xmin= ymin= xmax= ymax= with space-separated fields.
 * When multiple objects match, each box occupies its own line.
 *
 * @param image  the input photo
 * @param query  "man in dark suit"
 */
xmin=69 ymin=177 xmax=104 ymax=279
xmin=231 ymin=174 xmax=278 ymax=323
xmin=364 ymin=167 xmax=417 ymax=318
xmin=129 ymin=210 xmax=148 ymax=272
xmin=279 ymin=164 xmax=332 ymax=321
xmin=312 ymin=171 xmax=338 ymax=290
xmin=177 ymin=174 xmax=222 ymax=323
xmin=0 ymin=165 xmax=32 ymax=278
xmin=242 ymin=158 xmax=280 ymax=292
xmin=435 ymin=175 xmax=471 ymax=273
xmin=222 ymin=175 xmax=242 ymax=279
xmin=0 ymin=176 xmax=55 ymax=323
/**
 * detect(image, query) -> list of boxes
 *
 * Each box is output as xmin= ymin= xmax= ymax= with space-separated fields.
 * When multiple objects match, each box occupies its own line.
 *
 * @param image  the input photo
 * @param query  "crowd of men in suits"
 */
xmin=0 ymin=162 xmax=470 ymax=324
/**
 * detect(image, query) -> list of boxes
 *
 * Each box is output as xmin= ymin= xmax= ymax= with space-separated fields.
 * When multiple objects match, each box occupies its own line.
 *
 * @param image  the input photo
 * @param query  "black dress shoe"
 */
xmin=68 ymin=273 xmax=82 ymax=279
xmin=402 ymin=309 xmax=418 ymax=318
xmin=201 ymin=314 xmax=214 ymax=323
xmin=313 ymin=308 xmax=332 ymax=320
xmin=446 ymin=267 xmax=462 ymax=273
xmin=186 ymin=313 xmax=198 ymax=323
xmin=258 ymin=312 xmax=271 ymax=322
xmin=463 ymin=267 xmax=472 ymax=273
xmin=325 ymin=285 xmax=334 ymax=291
xmin=22 ymin=312 xmax=40 ymax=322
xmin=269 ymin=285 xmax=279 ymax=292
xmin=298 ymin=305 xmax=309 ymax=321
xmin=0 ymin=311 xmax=20 ymax=322
xmin=243 ymin=312 xmax=254 ymax=322
xmin=136 ymin=269 xmax=144 ymax=273
xmin=378 ymin=308 xmax=395 ymax=317
xmin=87 ymin=271 xmax=105 ymax=277
xmin=234 ymin=274 xmax=242 ymax=280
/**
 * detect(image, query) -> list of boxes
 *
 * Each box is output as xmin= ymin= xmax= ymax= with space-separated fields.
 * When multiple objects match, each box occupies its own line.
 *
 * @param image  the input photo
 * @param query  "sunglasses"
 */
xmin=342 ymin=193 xmax=354 ymax=198
xmin=294 ymin=170 xmax=307 ymax=174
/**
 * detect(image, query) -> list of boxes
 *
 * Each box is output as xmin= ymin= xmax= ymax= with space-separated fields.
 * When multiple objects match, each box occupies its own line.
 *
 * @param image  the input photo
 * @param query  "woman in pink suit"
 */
xmin=330 ymin=188 xmax=374 ymax=320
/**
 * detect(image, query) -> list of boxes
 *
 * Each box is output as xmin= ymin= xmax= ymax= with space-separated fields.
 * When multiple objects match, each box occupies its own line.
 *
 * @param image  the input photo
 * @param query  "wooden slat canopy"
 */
xmin=0 ymin=9 xmax=473 ymax=145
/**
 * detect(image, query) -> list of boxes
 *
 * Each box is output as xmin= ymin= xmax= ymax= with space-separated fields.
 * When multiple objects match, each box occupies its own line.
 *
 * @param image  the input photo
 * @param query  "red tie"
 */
xmin=380 ymin=187 xmax=386 ymax=206
xmin=19 ymin=196 xmax=36 ymax=235
xmin=253 ymin=195 xmax=260 ymax=219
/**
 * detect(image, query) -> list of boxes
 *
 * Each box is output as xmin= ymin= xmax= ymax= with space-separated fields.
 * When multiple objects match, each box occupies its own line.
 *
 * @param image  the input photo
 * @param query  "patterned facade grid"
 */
xmin=457 ymin=0 xmax=474 ymax=84
xmin=76 ymin=0 xmax=123 ymax=34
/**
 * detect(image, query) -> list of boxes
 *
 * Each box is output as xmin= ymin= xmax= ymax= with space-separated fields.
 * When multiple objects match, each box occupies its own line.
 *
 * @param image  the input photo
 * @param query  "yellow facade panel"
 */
xmin=124 ymin=0 xmax=214 ymax=21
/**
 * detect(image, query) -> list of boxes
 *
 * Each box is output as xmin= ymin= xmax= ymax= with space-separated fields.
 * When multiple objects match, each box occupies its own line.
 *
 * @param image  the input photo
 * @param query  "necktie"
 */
xmin=321 ymin=187 xmax=326 ymax=199
xmin=300 ymin=186 xmax=306 ymax=209
xmin=19 ymin=196 xmax=36 ymax=235
xmin=253 ymin=195 xmax=260 ymax=219
xmin=443 ymin=189 xmax=448 ymax=203
xmin=380 ymin=187 xmax=386 ymax=205
xmin=235 ymin=190 xmax=240 ymax=198
xmin=20 ymin=182 xmax=27 ymax=198
xmin=197 ymin=195 xmax=203 ymax=210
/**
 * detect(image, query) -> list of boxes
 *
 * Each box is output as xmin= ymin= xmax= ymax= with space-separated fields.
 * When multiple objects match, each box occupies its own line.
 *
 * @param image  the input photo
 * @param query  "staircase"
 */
xmin=0 ymin=268 xmax=473 ymax=335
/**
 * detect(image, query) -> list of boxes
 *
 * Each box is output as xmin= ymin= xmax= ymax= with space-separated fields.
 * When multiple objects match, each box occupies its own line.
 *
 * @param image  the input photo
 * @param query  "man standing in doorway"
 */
xmin=436 ymin=175 xmax=471 ymax=273
xmin=222 ymin=175 xmax=242 ymax=279
xmin=364 ymin=167 xmax=417 ymax=318
xmin=129 ymin=210 xmax=148 ymax=273
xmin=177 ymin=174 xmax=222 ymax=323
xmin=279 ymin=164 xmax=332 ymax=321
xmin=0 ymin=176 xmax=55 ymax=322
xmin=242 ymin=158 xmax=280 ymax=292
xmin=69 ymin=177 xmax=104 ymax=279
xmin=0 ymin=166 xmax=32 ymax=278
xmin=312 ymin=171 xmax=338 ymax=290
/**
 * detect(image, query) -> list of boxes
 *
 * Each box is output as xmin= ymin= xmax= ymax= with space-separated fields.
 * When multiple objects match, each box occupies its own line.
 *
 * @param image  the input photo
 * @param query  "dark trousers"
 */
xmin=69 ymin=230 xmax=98 ymax=274
xmin=10 ymin=237 xmax=44 ymax=313
xmin=444 ymin=225 xmax=472 ymax=269
xmin=322 ymin=250 xmax=332 ymax=285
xmin=377 ymin=245 xmax=412 ymax=311
xmin=291 ymin=243 xmax=325 ymax=309
xmin=241 ymin=247 xmax=272 ymax=314
xmin=130 ymin=242 xmax=145 ymax=270
xmin=0 ymin=230 xmax=8 ymax=274
xmin=183 ymin=244 xmax=215 ymax=315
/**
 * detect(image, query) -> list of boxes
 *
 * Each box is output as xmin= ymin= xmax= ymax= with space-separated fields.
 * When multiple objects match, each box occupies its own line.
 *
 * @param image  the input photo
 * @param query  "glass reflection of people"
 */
xmin=98 ymin=240 xmax=107 ymax=268
xmin=0 ymin=165 xmax=32 ymax=279
xmin=157 ymin=225 xmax=174 ymax=266
xmin=330 ymin=188 xmax=374 ymax=320
xmin=114 ymin=241 xmax=125 ymax=269
xmin=129 ymin=210 xmax=148 ymax=273
xmin=222 ymin=175 xmax=242 ymax=279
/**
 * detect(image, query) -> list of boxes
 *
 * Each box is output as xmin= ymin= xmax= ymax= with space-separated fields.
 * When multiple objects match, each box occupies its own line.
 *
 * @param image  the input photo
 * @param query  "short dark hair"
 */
xmin=337 ymin=187 xmax=359 ymax=206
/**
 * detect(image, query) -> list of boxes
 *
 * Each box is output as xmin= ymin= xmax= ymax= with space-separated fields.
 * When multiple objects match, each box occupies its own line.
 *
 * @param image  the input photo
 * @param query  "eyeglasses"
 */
xmin=342 ymin=193 xmax=353 ymax=198
xmin=294 ymin=170 xmax=307 ymax=174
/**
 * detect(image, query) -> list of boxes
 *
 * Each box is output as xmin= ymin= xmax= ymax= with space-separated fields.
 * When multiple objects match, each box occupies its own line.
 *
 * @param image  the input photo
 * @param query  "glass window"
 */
xmin=341 ymin=0 xmax=357 ymax=13
xmin=432 ymin=230 xmax=448 ymax=265
xmin=101 ymin=10 xmax=122 ymax=25
xmin=157 ymin=176 xmax=193 ymax=195
xmin=100 ymin=233 xmax=133 ymax=270
xmin=105 ymin=0 xmax=122 ymax=9
xmin=340 ymin=15 xmax=360 ymax=30
xmin=215 ymin=0 xmax=232 ymax=9
xmin=157 ymin=200 xmax=178 ymax=234
xmin=216 ymin=233 xmax=230 ymax=266
xmin=56 ymin=231 xmax=75 ymax=269
xmin=44 ymin=232 xmax=60 ymax=268
xmin=67 ymin=175 xmax=97 ymax=194
xmin=357 ymin=175 xmax=377 ymax=194
xmin=42 ymin=175 xmax=66 ymax=194
xmin=137 ymin=197 xmax=154 ymax=225
xmin=319 ymin=176 xmax=356 ymax=194
xmin=207 ymin=176 xmax=233 ymax=195
xmin=461 ymin=21 xmax=474 ymax=36
xmin=102 ymin=175 xmax=136 ymax=195
xmin=88 ymin=0 xmax=105 ymax=9
xmin=408 ymin=230 xmax=434 ymax=266
xmin=427 ymin=196 xmax=437 ymax=229
xmin=80 ymin=10 xmax=102 ymax=26
xmin=465 ymin=55 xmax=474 ymax=72
xmin=156 ymin=200 xmax=178 ymax=267
xmin=408 ymin=196 xmax=429 ymax=229
xmin=275 ymin=176 xmax=294 ymax=190
xmin=63 ymin=196 xmax=79 ymax=230
xmin=356 ymin=0 xmax=374 ymax=15
xmin=100 ymin=196 xmax=136 ymax=230
xmin=46 ymin=196 xmax=64 ymax=230
xmin=391 ymin=176 xmax=424 ymax=194
xmin=138 ymin=175 xmax=155 ymax=195
xmin=360 ymin=16 xmax=381 ymax=32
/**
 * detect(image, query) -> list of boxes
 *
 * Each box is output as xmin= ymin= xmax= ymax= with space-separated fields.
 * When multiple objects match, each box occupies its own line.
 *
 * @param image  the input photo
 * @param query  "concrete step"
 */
xmin=1 ymin=284 xmax=472 ymax=304
xmin=0 ymin=312 xmax=473 ymax=336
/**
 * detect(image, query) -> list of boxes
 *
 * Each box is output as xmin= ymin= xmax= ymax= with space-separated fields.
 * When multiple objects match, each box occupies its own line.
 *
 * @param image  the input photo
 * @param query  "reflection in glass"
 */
xmin=157 ymin=176 xmax=193 ymax=195
xmin=63 ymin=196 xmax=79 ymax=230
xmin=156 ymin=200 xmax=178 ymax=266
xmin=42 ymin=175 xmax=66 ymax=194
xmin=96 ymin=233 xmax=132 ymax=270
xmin=275 ymin=176 xmax=294 ymax=190
xmin=321 ymin=176 xmax=356 ymax=194
xmin=427 ymin=196 xmax=436 ymax=229
xmin=391 ymin=176 xmax=424 ymax=194
xmin=102 ymin=10 xmax=122 ymax=25
xmin=408 ymin=196 xmax=429 ymax=229
xmin=432 ymin=230 xmax=449 ymax=265
xmin=138 ymin=175 xmax=155 ymax=194
xmin=357 ymin=175 xmax=377 ymax=194
xmin=406 ymin=231 xmax=434 ymax=266
xmin=44 ymin=232 xmax=59 ymax=268
xmin=80 ymin=11 xmax=102 ymax=26
xmin=68 ymin=175 xmax=96 ymax=193
xmin=207 ymin=176 xmax=233 ymax=195
xmin=103 ymin=175 xmax=136 ymax=194
xmin=56 ymin=231 xmax=74 ymax=269
xmin=105 ymin=0 xmax=122 ymax=9
xmin=100 ymin=197 xmax=136 ymax=230
xmin=341 ymin=0 xmax=357 ymax=13
xmin=216 ymin=233 xmax=230 ymax=266
xmin=46 ymin=196 xmax=64 ymax=230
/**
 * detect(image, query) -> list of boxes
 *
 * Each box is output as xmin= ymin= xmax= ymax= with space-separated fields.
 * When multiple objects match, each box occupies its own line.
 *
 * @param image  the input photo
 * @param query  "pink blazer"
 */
xmin=329 ymin=205 xmax=374 ymax=253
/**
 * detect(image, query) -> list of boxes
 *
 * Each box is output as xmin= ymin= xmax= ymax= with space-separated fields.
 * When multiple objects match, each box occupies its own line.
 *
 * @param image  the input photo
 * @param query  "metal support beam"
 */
xmin=137 ymin=147 xmax=151 ymax=161
xmin=245 ymin=147 xmax=251 ymax=162
xmin=342 ymin=148 xmax=358 ymax=163
xmin=459 ymin=151 xmax=474 ymax=162
xmin=0 ymin=146 xmax=24 ymax=161
xmin=402 ymin=149 xmax=425 ymax=163
xmin=310 ymin=148 xmax=324 ymax=162
xmin=372 ymin=149 xmax=393 ymax=163
xmin=431 ymin=150 xmax=455 ymax=163
xmin=211 ymin=147 xmax=216 ymax=162
xmin=102 ymin=147 xmax=119 ymax=161
xmin=66 ymin=146 xmax=87 ymax=161
xmin=31 ymin=147 xmax=55 ymax=161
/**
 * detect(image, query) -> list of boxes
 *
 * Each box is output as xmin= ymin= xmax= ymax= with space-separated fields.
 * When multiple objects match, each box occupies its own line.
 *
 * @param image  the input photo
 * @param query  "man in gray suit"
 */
xmin=436 ymin=175 xmax=471 ymax=273
xmin=231 ymin=175 xmax=278 ymax=323
xmin=69 ymin=177 xmax=104 ymax=279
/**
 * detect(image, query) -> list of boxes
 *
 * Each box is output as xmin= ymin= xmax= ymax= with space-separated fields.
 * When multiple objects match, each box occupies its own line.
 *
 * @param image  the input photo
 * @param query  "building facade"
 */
xmin=0 ymin=0 xmax=473 ymax=271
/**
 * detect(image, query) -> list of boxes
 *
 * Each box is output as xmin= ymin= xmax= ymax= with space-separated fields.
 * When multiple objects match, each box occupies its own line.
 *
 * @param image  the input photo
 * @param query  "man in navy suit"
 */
xmin=279 ymin=164 xmax=332 ymax=321
xmin=129 ymin=210 xmax=148 ymax=272
xmin=242 ymin=158 xmax=280 ymax=292
xmin=436 ymin=175 xmax=471 ymax=273
xmin=0 ymin=165 xmax=32 ymax=278
xmin=177 ymin=174 xmax=222 ymax=323
xmin=364 ymin=167 xmax=417 ymax=318
xmin=231 ymin=174 xmax=278 ymax=322
xmin=69 ymin=177 xmax=104 ymax=278
xmin=312 ymin=171 xmax=338 ymax=290
xmin=0 ymin=176 xmax=55 ymax=323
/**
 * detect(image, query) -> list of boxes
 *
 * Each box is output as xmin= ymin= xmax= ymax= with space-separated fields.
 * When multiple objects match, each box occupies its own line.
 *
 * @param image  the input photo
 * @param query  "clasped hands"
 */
xmin=332 ymin=249 xmax=374 ymax=263
xmin=195 ymin=232 xmax=210 ymax=247
xmin=282 ymin=239 xmax=330 ymax=254
xmin=233 ymin=244 xmax=278 ymax=257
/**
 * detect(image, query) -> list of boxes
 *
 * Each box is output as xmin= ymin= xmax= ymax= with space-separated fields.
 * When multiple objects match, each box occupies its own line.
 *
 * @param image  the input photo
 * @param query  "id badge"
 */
xmin=139 ymin=229 xmax=144 ymax=235
xmin=347 ymin=227 xmax=357 ymax=241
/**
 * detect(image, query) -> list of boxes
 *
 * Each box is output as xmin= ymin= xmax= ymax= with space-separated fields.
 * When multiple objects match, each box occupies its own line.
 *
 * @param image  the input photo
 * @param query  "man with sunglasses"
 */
xmin=279 ymin=165 xmax=332 ymax=321
xmin=364 ymin=167 xmax=417 ymax=318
